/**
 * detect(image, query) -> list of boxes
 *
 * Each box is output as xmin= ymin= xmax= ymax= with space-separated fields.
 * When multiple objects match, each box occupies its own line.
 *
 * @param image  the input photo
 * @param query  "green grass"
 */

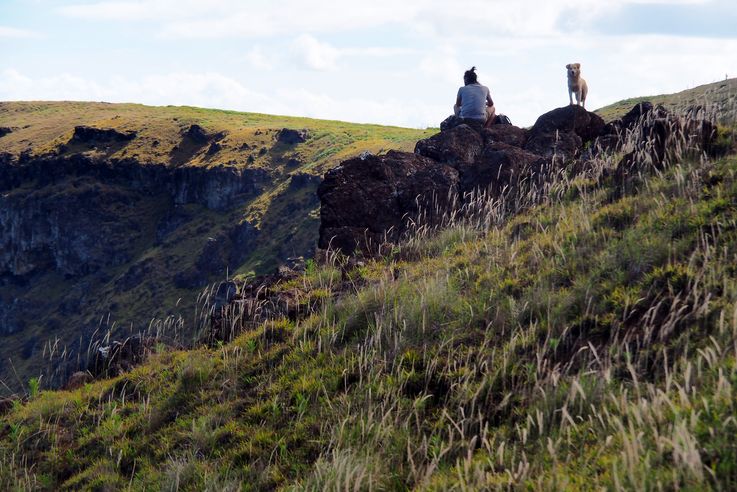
xmin=0 ymin=101 xmax=432 ymax=171
xmin=595 ymin=77 xmax=737 ymax=122
xmin=2 ymin=104 xmax=737 ymax=490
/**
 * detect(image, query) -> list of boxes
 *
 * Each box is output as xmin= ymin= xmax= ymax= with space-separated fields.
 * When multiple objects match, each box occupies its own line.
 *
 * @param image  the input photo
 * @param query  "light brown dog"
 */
xmin=566 ymin=63 xmax=588 ymax=108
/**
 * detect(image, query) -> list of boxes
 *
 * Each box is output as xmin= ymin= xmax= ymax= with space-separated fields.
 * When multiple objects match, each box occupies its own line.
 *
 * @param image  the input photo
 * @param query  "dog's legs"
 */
xmin=569 ymin=90 xmax=573 ymax=106
xmin=581 ymin=85 xmax=588 ymax=109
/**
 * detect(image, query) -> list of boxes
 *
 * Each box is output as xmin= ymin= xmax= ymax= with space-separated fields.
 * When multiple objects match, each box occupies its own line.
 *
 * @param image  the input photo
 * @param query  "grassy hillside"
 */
xmin=0 ymin=102 xmax=432 ymax=391
xmin=596 ymin=77 xmax=737 ymax=122
xmin=1 ymin=95 xmax=736 ymax=489
xmin=0 ymin=101 xmax=429 ymax=169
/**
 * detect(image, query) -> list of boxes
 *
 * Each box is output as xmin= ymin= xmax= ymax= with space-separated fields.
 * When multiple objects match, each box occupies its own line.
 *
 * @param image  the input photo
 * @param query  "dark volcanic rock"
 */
xmin=0 ymin=127 xmax=12 ymax=138
xmin=318 ymin=150 xmax=458 ymax=254
xmin=459 ymin=142 xmax=548 ymax=195
xmin=0 ymin=397 xmax=17 ymax=415
xmin=481 ymin=125 xmax=528 ymax=148
xmin=70 ymin=126 xmax=136 ymax=145
xmin=170 ymin=125 xmax=226 ymax=166
xmin=64 ymin=371 xmax=93 ymax=390
xmin=206 ymin=142 xmax=222 ymax=155
xmin=206 ymin=264 xmax=317 ymax=344
xmin=276 ymin=128 xmax=309 ymax=144
xmin=288 ymin=172 xmax=322 ymax=191
xmin=612 ymin=109 xmax=716 ymax=183
xmin=439 ymin=115 xmax=486 ymax=133
xmin=621 ymin=102 xmax=656 ymax=130
xmin=415 ymin=124 xmax=484 ymax=165
xmin=0 ymin=155 xmax=269 ymax=210
xmin=0 ymin=154 xmax=270 ymax=283
xmin=598 ymin=102 xmax=662 ymax=151
xmin=0 ymin=298 xmax=29 ymax=336
xmin=0 ymin=179 xmax=139 ymax=277
xmin=525 ymin=106 xmax=605 ymax=161
xmin=183 ymin=124 xmax=214 ymax=145
xmin=88 ymin=335 xmax=156 ymax=378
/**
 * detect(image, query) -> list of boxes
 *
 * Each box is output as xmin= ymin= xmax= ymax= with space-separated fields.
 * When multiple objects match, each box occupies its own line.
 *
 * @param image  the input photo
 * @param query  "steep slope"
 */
xmin=0 ymin=102 xmax=432 ymax=390
xmin=1 ymin=95 xmax=736 ymax=490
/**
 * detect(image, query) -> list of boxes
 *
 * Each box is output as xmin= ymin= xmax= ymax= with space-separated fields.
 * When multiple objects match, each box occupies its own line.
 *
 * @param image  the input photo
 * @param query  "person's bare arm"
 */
xmin=486 ymin=93 xmax=494 ymax=107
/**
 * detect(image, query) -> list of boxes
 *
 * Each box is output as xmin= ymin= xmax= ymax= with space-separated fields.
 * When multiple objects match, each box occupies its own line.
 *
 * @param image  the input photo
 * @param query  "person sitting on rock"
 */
xmin=454 ymin=66 xmax=496 ymax=128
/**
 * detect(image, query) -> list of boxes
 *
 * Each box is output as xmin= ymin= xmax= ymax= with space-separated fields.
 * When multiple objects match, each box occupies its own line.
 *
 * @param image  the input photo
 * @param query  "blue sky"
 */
xmin=1 ymin=0 xmax=736 ymax=127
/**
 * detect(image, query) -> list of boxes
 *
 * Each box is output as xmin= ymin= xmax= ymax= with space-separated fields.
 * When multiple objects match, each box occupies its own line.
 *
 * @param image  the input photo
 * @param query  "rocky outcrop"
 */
xmin=459 ymin=143 xmax=548 ymax=196
xmin=0 ymin=298 xmax=28 ymax=336
xmin=524 ymin=105 xmax=605 ymax=161
xmin=88 ymin=335 xmax=157 ymax=378
xmin=170 ymin=125 xmax=227 ymax=166
xmin=0 ymin=154 xmax=270 ymax=210
xmin=605 ymin=103 xmax=716 ymax=186
xmin=482 ymin=125 xmax=528 ymax=148
xmin=0 ymin=154 xmax=269 ymax=282
xmin=0 ymin=127 xmax=12 ymax=138
xmin=276 ymin=128 xmax=309 ymax=145
xmin=318 ymin=103 xmax=716 ymax=256
xmin=288 ymin=172 xmax=322 ymax=191
xmin=205 ymin=260 xmax=323 ymax=344
xmin=318 ymin=151 xmax=458 ymax=254
xmin=0 ymin=181 xmax=141 ymax=277
xmin=183 ymin=124 xmax=222 ymax=145
xmin=64 ymin=371 xmax=93 ymax=390
xmin=70 ymin=126 xmax=137 ymax=145
xmin=414 ymin=124 xmax=484 ymax=166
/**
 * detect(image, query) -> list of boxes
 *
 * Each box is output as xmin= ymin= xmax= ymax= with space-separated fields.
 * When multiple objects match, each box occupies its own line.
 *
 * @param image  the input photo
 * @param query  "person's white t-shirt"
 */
xmin=457 ymin=83 xmax=490 ymax=120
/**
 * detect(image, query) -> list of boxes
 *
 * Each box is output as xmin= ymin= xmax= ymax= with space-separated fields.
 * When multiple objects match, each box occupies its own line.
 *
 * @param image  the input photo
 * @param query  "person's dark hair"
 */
xmin=463 ymin=66 xmax=478 ymax=85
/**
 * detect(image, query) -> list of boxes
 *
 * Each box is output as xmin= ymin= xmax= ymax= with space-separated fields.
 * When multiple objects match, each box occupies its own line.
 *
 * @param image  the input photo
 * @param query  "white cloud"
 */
xmin=291 ymin=35 xmax=340 ymax=72
xmin=0 ymin=26 xmax=42 ymax=39
xmin=56 ymin=0 xmax=721 ymax=40
xmin=419 ymin=46 xmax=463 ymax=85
xmin=51 ymin=1 xmax=591 ymax=39
xmin=243 ymin=46 xmax=274 ymax=71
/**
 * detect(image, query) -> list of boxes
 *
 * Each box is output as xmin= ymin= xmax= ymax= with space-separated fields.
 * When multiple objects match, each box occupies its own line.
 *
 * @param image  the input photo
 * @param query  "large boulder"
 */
xmin=459 ymin=142 xmax=548 ymax=196
xmin=318 ymin=150 xmax=458 ymax=254
xmin=481 ymin=125 xmax=528 ymax=148
xmin=414 ymin=124 xmax=484 ymax=165
xmin=525 ymin=105 xmax=605 ymax=161
xmin=88 ymin=335 xmax=156 ymax=378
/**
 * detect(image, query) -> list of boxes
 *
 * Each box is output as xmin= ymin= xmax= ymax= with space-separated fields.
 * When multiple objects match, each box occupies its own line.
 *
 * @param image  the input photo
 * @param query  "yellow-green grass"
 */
xmin=0 ymin=101 xmax=433 ymax=173
xmin=595 ymin=77 xmax=737 ymax=122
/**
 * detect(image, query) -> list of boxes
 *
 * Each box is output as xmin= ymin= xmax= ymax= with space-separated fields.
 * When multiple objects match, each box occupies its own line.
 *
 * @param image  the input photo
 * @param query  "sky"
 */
xmin=1 ymin=0 xmax=736 ymax=128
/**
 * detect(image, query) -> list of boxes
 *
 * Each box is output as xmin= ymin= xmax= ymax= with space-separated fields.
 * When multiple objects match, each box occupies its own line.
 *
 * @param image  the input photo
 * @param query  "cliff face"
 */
xmin=0 ymin=154 xmax=272 ymax=353
xmin=0 ymin=154 xmax=269 ymax=278
xmin=0 ymin=101 xmax=429 ymax=391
